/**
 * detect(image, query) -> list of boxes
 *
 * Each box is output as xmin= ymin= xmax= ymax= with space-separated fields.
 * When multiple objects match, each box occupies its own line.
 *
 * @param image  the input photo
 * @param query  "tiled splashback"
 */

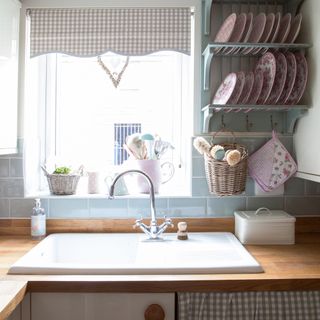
xmin=0 ymin=137 xmax=320 ymax=218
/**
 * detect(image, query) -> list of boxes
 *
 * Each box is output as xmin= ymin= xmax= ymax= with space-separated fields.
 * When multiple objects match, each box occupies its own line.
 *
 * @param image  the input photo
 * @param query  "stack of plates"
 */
xmin=212 ymin=51 xmax=308 ymax=106
xmin=213 ymin=12 xmax=303 ymax=54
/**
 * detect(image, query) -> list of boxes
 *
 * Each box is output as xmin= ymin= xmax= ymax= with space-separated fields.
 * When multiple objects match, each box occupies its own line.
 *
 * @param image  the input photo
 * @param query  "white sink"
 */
xmin=8 ymin=233 xmax=263 ymax=275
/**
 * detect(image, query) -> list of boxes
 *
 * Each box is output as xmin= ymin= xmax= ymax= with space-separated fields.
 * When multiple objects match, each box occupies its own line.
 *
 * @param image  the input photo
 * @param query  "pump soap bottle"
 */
xmin=31 ymin=198 xmax=46 ymax=240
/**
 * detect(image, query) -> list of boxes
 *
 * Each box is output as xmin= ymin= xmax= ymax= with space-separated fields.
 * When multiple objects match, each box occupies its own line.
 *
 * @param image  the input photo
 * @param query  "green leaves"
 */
xmin=53 ymin=166 xmax=71 ymax=174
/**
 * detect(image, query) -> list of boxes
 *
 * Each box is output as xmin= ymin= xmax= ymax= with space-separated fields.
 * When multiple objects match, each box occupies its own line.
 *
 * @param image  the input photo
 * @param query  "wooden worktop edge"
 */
xmin=0 ymin=281 xmax=27 ymax=320
xmin=1 ymin=216 xmax=320 ymax=235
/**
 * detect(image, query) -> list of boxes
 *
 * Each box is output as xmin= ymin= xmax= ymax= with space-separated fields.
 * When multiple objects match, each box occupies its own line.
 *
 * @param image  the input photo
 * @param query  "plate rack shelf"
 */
xmin=201 ymin=0 xmax=310 ymax=134
xmin=202 ymin=104 xmax=310 ymax=134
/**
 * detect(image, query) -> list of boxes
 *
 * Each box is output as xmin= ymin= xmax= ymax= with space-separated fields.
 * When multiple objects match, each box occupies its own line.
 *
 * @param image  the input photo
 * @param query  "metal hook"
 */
xmin=221 ymin=114 xmax=226 ymax=129
xmin=270 ymin=115 xmax=278 ymax=130
xmin=246 ymin=115 xmax=253 ymax=131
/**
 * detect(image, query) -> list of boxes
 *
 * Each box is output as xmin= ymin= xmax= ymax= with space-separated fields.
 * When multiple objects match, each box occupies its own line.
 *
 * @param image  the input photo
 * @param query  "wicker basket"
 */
xmin=204 ymin=143 xmax=248 ymax=196
xmin=45 ymin=173 xmax=81 ymax=195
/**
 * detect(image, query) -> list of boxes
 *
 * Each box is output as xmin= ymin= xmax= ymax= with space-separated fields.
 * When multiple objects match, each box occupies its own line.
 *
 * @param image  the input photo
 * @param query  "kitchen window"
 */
xmin=23 ymin=3 xmax=201 ymax=197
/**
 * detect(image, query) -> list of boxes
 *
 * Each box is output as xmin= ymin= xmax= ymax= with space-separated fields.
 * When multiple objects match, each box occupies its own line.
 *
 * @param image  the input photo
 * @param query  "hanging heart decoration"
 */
xmin=97 ymin=56 xmax=130 ymax=88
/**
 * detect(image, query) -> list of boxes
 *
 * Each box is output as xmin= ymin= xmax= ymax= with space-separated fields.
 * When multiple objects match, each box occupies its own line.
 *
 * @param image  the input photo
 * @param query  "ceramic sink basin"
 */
xmin=8 ymin=232 xmax=263 ymax=275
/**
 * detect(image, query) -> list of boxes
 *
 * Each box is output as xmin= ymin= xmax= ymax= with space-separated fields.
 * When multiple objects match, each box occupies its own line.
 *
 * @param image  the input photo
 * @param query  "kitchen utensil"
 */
xmin=141 ymin=133 xmax=155 ymax=159
xmin=154 ymin=139 xmax=174 ymax=159
xmin=125 ymin=133 xmax=147 ymax=160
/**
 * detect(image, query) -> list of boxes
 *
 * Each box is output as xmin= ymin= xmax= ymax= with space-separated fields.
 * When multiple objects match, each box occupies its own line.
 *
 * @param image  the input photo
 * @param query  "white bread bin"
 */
xmin=234 ymin=207 xmax=296 ymax=245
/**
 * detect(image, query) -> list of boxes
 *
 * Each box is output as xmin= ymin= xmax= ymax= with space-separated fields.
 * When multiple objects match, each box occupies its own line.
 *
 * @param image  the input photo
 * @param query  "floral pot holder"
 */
xmin=248 ymin=131 xmax=297 ymax=191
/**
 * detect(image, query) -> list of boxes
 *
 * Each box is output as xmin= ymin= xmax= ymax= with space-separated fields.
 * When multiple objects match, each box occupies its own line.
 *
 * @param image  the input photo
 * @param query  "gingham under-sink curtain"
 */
xmin=26 ymin=8 xmax=191 ymax=58
xmin=178 ymin=291 xmax=320 ymax=320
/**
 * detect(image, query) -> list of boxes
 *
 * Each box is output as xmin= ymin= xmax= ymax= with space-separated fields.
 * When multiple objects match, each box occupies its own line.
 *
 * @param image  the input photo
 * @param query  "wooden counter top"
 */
xmin=0 ymin=217 xmax=320 ymax=319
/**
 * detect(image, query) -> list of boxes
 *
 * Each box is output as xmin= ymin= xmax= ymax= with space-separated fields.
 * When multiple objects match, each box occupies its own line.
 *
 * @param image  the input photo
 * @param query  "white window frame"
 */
xmin=21 ymin=0 xmax=202 ymax=197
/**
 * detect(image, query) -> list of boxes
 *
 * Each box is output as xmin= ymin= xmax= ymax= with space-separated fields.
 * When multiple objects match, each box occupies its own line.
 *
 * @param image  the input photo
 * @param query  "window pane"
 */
xmin=54 ymin=52 xmax=189 ymax=172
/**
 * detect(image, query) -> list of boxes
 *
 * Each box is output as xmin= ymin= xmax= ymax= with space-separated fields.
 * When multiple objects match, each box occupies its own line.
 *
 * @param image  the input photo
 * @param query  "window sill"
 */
xmin=26 ymin=191 xmax=192 ymax=199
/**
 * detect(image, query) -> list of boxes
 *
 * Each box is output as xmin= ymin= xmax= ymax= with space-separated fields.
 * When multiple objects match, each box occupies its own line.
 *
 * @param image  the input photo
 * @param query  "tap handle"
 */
xmin=133 ymin=216 xmax=143 ymax=229
xmin=164 ymin=216 xmax=174 ymax=228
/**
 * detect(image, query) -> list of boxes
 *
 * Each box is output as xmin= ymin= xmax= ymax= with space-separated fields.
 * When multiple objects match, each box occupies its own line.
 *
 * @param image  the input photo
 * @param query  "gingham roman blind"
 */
xmin=26 ymin=8 xmax=191 ymax=58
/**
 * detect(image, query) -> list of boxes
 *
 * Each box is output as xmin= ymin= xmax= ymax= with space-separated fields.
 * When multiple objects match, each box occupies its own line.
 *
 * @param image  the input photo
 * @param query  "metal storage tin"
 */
xmin=234 ymin=207 xmax=296 ymax=245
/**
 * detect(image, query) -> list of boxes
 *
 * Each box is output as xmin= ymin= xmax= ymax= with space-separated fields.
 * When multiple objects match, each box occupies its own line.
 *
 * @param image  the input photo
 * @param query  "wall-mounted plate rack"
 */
xmin=202 ymin=104 xmax=310 ymax=134
xmin=203 ymin=42 xmax=311 ymax=90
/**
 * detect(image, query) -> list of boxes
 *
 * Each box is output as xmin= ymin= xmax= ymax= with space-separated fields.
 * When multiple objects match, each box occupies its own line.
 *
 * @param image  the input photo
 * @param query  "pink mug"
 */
xmin=124 ymin=159 xmax=174 ymax=194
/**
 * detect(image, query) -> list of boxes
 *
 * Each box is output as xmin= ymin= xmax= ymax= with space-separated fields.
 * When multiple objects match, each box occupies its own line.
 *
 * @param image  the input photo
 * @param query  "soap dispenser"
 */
xmin=31 ymin=198 xmax=46 ymax=240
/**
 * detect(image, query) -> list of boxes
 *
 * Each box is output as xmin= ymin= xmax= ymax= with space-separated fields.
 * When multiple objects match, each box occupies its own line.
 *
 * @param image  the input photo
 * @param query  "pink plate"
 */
xmin=238 ymin=72 xmax=254 ymax=104
xmin=275 ymin=13 xmax=291 ymax=43
xmin=277 ymin=51 xmax=297 ymax=104
xmin=256 ymin=52 xmax=277 ymax=104
xmin=270 ymin=12 xmax=281 ymax=43
xmin=286 ymin=13 xmax=302 ymax=43
xmin=241 ymin=12 xmax=253 ymax=43
xmin=224 ymin=13 xmax=247 ymax=54
xmin=266 ymin=52 xmax=287 ymax=104
xmin=214 ymin=13 xmax=237 ymax=43
xmin=212 ymin=73 xmax=237 ymax=105
xmin=247 ymin=70 xmax=264 ymax=105
xmin=228 ymin=71 xmax=246 ymax=104
xmin=286 ymin=52 xmax=308 ymax=105
xmin=252 ymin=13 xmax=275 ymax=54
xmin=242 ymin=13 xmax=266 ymax=54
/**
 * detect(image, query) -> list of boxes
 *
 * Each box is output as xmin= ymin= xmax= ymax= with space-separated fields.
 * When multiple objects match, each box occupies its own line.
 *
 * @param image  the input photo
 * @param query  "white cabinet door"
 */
xmin=294 ymin=0 xmax=320 ymax=182
xmin=0 ymin=0 xmax=20 ymax=154
xmin=31 ymin=293 xmax=175 ymax=320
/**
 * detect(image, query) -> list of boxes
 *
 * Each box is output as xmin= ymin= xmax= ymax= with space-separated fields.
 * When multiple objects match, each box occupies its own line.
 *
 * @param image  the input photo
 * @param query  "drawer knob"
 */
xmin=144 ymin=303 xmax=165 ymax=320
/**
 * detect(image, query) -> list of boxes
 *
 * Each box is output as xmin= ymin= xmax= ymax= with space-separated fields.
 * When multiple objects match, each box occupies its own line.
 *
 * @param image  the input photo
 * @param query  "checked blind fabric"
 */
xmin=26 ymin=8 xmax=191 ymax=58
xmin=178 ymin=291 xmax=320 ymax=320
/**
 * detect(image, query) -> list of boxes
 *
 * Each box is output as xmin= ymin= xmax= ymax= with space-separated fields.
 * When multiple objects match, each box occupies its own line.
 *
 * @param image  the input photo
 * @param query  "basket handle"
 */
xmin=211 ymin=127 xmax=236 ymax=144
xmin=40 ymin=165 xmax=50 ymax=176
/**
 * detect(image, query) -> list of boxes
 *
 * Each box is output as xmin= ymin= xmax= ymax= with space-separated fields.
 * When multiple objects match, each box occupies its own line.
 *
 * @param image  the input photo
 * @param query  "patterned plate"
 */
xmin=241 ymin=12 xmax=253 ymax=43
xmin=212 ymin=73 xmax=237 ymax=105
xmin=238 ymin=72 xmax=254 ymax=104
xmin=242 ymin=13 xmax=266 ymax=54
xmin=214 ymin=13 xmax=237 ymax=53
xmin=277 ymin=51 xmax=297 ymax=104
xmin=224 ymin=13 xmax=247 ymax=54
xmin=270 ymin=12 xmax=281 ymax=43
xmin=266 ymin=52 xmax=287 ymax=104
xmin=256 ymin=52 xmax=277 ymax=104
xmin=228 ymin=71 xmax=246 ymax=104
xmin=286 ymin=52 xmax=308 ymax=105
xmin=275 ymin=13 xmax=291 ymax=43
xmin=286 ymin=13 xmax=302 ymax=43
xmin=247 ymin=69 xmax=264 ymax=105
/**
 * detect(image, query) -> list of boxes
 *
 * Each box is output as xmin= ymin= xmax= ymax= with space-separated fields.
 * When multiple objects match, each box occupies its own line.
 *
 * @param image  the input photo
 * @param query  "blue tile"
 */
xmin=0 ymin=199 xmax=9 ymax=217
xmin=247 ymin=197 xmax=284 ymax=210
xmin=10 ymin=198 xmax=49 ymax=218
xmin=207 ymin=197 xmax=246 ymax=217
xmin=284 ymin=178 xmax=305 ymax=195
xmin=285 ymin=197 xmax=320 ymax=215
xmin=49 ymin=199 xmax=89 ymax=218
xmin=89 ymin=198 xmax=128 ymax=218
xmin=0 ymin=179 xmax=24 ymax=197
xmin=10 ymin=159 xmax=23 ymax=177
xmin=0 ymin=160 xmax=10 ymax=177
xmin=168 ymin=197 xmax=206 ymax=217
xmin=192 ymin=157 xmax=205 ymax=177
xmin=128 ymin=198 xmax=168 ymax=218
xmin=192 ymin=177 xmax=210 ymax=196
